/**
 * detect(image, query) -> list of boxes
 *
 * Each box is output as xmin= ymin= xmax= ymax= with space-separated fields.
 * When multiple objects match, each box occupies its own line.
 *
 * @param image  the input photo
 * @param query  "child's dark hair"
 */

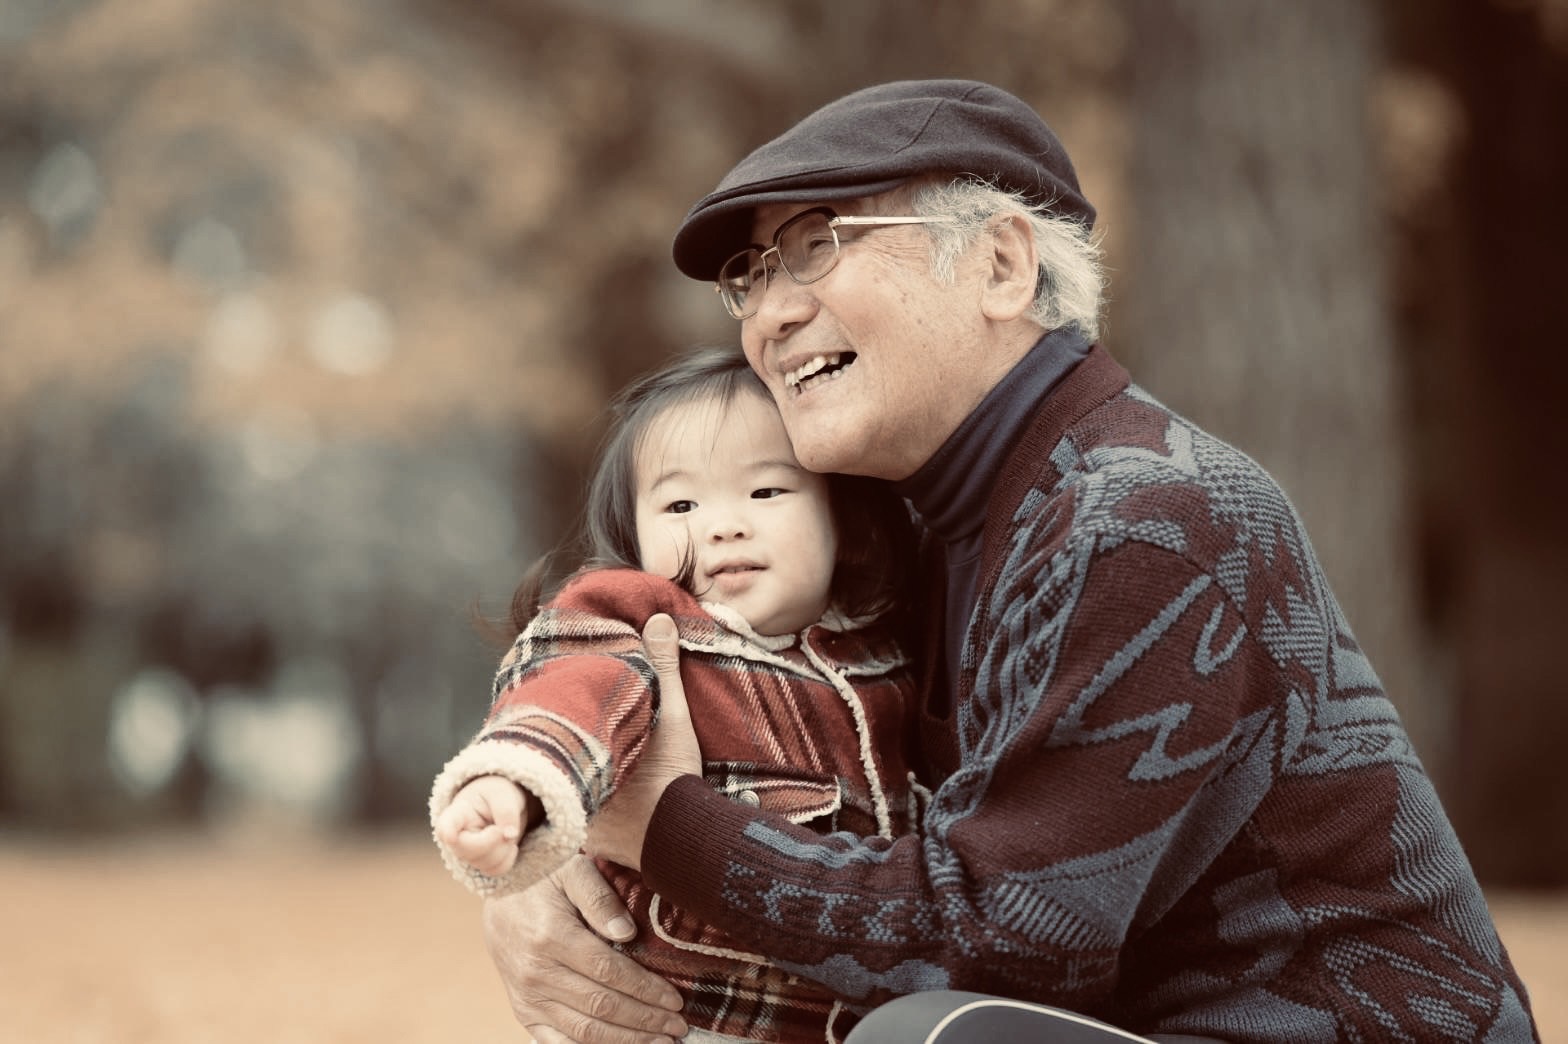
xmin=508 ymin=346 xmax=918 ymax=636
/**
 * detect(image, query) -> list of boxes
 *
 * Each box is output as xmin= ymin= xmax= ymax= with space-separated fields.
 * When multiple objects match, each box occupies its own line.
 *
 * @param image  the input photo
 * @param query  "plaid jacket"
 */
xmin=430 ymin=568 xmax=920 ymax=1042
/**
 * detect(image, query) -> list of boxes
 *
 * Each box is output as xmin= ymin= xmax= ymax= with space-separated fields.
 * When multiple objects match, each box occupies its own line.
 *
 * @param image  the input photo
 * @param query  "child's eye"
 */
xmin=665 ymin=500 xmax=696 ymax=514
xmin=751 ymin=487 xmax=787 ymax=500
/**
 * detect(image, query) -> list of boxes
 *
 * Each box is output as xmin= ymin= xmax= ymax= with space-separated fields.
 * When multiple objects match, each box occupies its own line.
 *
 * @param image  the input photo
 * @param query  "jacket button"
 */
xmin=737 ymin=789 xmax=761 ymax=806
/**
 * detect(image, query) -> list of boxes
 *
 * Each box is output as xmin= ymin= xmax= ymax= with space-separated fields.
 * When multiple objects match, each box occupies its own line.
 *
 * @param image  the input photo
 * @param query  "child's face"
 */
xmin=634 ymin=388 xmax=837 ymax=636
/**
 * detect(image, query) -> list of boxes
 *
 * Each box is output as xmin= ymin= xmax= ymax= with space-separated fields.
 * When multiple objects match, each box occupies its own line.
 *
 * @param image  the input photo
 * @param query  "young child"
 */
xmin=430 ymin=346 xmax=924 ymax=1043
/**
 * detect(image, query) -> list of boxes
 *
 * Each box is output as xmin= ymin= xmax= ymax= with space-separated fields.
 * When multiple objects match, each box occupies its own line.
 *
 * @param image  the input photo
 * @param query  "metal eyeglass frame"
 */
xmin=715 ymin=206 xmax=950 ymax=319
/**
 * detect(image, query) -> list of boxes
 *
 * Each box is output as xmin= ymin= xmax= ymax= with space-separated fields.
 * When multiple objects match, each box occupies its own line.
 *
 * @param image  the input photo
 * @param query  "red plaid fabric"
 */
xmin=432 ymin=568 xmax=920 ymax=1041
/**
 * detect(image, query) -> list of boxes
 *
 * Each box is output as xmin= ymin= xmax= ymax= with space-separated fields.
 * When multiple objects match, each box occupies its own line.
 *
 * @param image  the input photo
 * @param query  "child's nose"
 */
xmin=706 ymin=511 xmax=750 ymax=542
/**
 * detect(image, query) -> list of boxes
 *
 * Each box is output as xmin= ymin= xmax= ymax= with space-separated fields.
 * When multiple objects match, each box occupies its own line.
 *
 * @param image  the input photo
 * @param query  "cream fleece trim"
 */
xmin=700 ymin=600 xmax=879 ymax=643
xmin=693 ymin=602 xmax=901 ymax=839
xmin=801 ymin=637 xmax=894 ymax=838
xmin=827 ymin=1001 xmax=845 ymax=1044
xmin=428 ymin=742 xmax=589 ymax=898
xmin=648 ymin=893 xmax=771 ymax=966
xmin=689 ymin=604 xmax=821 ymax=679
xmin=907 ymin=771 xmax=935 ymax=827
xmin=697 ymin=600 xmax=799 ymax=652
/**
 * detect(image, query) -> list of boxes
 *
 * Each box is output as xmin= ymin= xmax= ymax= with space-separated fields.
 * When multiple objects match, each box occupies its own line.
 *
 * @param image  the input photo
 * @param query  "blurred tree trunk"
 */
xmin=1116 ymin=3 xmax=1439 ymax=767
xmin=1385 ymin=0 xmax=1568 ymax=887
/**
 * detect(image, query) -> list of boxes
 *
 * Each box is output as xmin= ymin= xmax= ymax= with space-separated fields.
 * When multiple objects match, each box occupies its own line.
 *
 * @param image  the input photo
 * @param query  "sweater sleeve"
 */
xmin=641 ymin=540 xmax=1275 ymax=1013
xmin=431 ymin=569 xmax=685 ymax=896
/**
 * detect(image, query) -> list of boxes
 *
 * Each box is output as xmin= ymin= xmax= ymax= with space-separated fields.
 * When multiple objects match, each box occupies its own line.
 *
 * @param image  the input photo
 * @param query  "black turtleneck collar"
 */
xmin=892 ymin=325 xmax=1092 ymax=703
xmin=894 ymin=326 xmax=1091 ymax=543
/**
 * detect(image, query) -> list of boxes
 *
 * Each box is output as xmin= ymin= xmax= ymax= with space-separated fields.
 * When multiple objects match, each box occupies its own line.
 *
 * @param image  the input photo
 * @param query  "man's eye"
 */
xmin=665 ymin=500 xmax=696 ymax=514
xmin=751 ymin=488 xmax=786 ymax=500
xmin=802 ymin=232 xmax=836 ymax=254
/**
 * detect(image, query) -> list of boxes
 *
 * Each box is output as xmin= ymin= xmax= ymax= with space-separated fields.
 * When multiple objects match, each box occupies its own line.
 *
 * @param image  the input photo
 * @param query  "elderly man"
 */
xmin=483 ymin=80 xmax=1537 ymax=1043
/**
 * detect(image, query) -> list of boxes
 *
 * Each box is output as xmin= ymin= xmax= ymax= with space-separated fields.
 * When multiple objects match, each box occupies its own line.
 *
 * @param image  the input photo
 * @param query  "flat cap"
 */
xmin=672 ymin=79 xmax=1095 ymax=280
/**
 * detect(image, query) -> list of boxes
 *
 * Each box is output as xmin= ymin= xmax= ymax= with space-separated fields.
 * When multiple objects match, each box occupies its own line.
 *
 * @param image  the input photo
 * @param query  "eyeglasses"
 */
xmin=715 ymin=207 xmax=948 ymax=320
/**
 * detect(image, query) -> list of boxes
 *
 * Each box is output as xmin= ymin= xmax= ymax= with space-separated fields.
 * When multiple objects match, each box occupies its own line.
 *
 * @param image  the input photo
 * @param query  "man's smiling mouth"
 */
xmin=784 ymin=352 xmax=857 ymax=393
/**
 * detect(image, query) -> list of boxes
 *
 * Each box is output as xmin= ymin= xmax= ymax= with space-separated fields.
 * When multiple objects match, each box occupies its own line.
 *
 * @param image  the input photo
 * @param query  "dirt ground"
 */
xmin=2 ymin=831 xmax=1561 ymax=1043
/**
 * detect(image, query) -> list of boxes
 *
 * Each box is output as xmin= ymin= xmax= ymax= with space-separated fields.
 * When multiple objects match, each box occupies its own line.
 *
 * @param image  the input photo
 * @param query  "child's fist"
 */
xmin=437 ymin=775 xmax=529 ymax=877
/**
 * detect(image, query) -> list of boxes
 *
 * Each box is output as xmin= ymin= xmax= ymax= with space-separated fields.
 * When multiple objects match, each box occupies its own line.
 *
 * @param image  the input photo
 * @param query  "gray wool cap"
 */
xmin=672 ymin=79 xmax=1095 ymax=281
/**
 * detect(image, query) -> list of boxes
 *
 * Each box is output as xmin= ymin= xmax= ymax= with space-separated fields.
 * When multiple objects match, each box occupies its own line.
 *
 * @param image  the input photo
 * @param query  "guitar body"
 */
xmin=843 ymin=991 xmax=1159 ymax=1043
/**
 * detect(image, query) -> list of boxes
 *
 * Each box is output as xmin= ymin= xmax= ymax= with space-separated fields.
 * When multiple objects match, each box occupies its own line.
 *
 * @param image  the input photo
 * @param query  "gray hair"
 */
xmin=902 ymin=177 xmax=1106 ymax=343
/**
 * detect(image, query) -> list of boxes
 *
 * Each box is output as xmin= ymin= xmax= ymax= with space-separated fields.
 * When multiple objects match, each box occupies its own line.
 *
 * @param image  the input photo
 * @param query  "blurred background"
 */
xmin=2 ymin=0 xmax=1564 ymax=1040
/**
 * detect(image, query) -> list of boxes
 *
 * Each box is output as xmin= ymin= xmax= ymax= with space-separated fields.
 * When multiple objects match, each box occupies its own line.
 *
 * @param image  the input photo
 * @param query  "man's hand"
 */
xmin=482 ymin=855 xmax=688 ymax=1044
xmin=586 ymin=613 xmax=701 ymax=869
xmin=480 ymin=614 xmax=699 ymax=1043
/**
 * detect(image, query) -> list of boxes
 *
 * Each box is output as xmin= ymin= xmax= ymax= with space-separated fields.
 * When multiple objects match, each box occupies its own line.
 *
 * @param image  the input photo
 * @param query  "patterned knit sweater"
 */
xmin=429 ymin=568 xmax=921 ymax=1042
xmin=641 ymin=346 xmax=1538 ymax=1042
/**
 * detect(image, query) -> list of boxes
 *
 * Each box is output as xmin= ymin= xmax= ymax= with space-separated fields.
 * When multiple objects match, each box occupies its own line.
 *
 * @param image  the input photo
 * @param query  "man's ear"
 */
xmin=979 ymin=213 xmax=1038 ymax=322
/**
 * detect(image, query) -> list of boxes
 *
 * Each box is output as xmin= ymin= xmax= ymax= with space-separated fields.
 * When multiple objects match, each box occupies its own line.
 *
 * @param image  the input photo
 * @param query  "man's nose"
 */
xmin=747 ymin=272 xmax=817 ymax=339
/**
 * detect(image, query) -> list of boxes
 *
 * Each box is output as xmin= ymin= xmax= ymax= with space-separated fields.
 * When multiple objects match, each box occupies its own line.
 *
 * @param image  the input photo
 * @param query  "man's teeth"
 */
xmin=784 ymin=353 xmax=849 ymax=389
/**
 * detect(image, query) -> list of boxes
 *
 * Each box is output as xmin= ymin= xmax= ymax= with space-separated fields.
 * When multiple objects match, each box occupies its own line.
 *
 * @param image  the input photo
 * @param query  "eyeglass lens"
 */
xmin=719 ymin=209 xmax=840 ymax=319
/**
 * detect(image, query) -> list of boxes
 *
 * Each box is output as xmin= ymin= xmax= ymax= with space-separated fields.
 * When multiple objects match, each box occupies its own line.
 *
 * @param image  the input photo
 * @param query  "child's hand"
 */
xmin=437 ymin=775 xmax=530 ymax=877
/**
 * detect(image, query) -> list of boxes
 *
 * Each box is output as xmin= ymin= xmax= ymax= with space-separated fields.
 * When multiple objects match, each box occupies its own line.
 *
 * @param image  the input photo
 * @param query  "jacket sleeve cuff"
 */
xmin=429 ymin=741 xmax=587 ymax=898
xmin=641 ymin=774 xmax=753 ymax=906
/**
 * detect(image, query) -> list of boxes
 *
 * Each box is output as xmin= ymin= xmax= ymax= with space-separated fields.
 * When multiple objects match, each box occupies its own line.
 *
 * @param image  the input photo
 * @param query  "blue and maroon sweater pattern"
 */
xmin=641 ymin=347 xmax=1538 ymax=1042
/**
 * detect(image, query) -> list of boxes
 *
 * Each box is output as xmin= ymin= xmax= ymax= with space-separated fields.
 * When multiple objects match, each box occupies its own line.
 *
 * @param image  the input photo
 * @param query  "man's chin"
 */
xmin=794 ymin=448 xmax=860 ymax=477
xmin=783 ymin=427 xmax=857 ymax=476
xmin=796 ymin=445 xmax=901 ymax=481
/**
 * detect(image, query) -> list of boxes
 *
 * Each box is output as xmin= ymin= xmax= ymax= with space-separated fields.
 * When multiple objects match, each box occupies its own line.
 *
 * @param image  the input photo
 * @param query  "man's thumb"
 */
xmin=642 ymin=612 xmax=699 ymax=767
xmin=642 ymin=612 xmax=681 ymax=676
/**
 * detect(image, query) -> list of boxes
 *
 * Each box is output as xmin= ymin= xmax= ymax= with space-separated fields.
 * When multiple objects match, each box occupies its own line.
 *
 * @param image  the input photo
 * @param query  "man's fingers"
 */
xmin=522 ymin=1027 xmax=577 ymax=1044
xmin=548 ymin=859 xmax=683 ymax=1012
xmin=516 ymin=960 xmax=684 ymax=1043
xmin=496 ymin=935 xmax=688 ymax=1043
xmin=481 ymin=866 xmax=687 ymax=1041
xmin=556 ymin=855 xmax=638 ymax=947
